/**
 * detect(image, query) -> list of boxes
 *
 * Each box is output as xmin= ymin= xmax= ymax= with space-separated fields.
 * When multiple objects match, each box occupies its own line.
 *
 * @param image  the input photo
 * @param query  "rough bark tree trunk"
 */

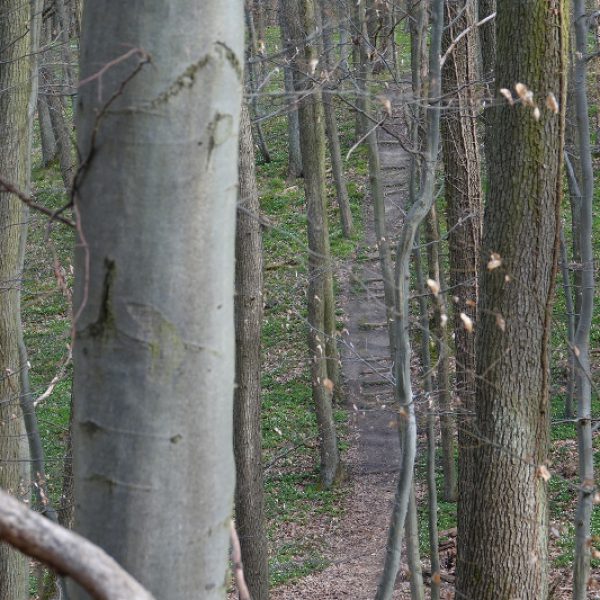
xmin=440 ymin=0 xmax=481 ymax=531
xmin=38 ymin=93 xmax=58 ymax=166
xmin=0 ymin=0 xmax=32 ymax=596
xmin=70 ymin=3 xmax=243 ymax=598
xmin=278 ymin=0 xmax=303 ymax=179
xmin=234 ymin=104 xmax=269 ymax=600
xmin=283 ymin=0 xmax=342 ymax=487
xmin=320 ymin=0 xmax=354 ymax=239
xmin=245 ymin=1 xmax=272 ymax=164
xmin=456 ymin=2 xmax=567 ymax=597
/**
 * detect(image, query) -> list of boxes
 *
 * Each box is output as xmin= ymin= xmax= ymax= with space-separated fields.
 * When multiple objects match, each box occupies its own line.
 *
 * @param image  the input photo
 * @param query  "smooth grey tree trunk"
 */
xmin=425 ymin=207 xmax=456 ymax=503
xmin=234 ymin=104 xmax=269 ymax=600
xmin=337 ymin=0 xmax=351 ymax=77
xmin=353 ymin=0 xmax=369 ymax=139
xmin=375 ymin=0 xmax=444 ymax=596
xmin=559 ymin=222 xmax=576 ymax=420
xmin=571 ymin=0 xmax=596 ymax=595
xmin=0 ymin=0 xmax=32 ymax=597
xmin=70 ymin=3 xmax=243 ymax=598
xmin=39 ymin=11 xmax=74 ymax=189
xmin=414 ymin=235 xmax=442 ymax=597
xmin=413 ymin=229 xmax=436 ymax=600
xmin=360 ymin=0 xmax=396 ymax=357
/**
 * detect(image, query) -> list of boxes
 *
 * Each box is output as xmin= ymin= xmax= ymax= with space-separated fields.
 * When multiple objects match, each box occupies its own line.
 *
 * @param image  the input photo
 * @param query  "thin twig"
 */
xmin=440 ymin=12 xmax=496 ymax=67
xmin=0 ymin=176 xmax=75 ymax=227
xmin=230 ymin=520 xmax=251 ymax=600
xmin=34 ymin=352 xmax=72 ymax=408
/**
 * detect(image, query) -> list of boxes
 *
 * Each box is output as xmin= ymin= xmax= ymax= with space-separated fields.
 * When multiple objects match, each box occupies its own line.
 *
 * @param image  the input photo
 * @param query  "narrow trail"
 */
xmin=272 ymin=93 xmax=420 ymax=599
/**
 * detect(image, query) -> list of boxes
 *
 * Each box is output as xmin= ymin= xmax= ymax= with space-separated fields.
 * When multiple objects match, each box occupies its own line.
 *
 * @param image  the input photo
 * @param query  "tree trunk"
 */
xmin=283 ymin=0 xmax=341 ymax=487
xmin=478 ymin=0 xmax=496 ymax=88
xmin=39 ymin=13 xmax=74 ymax=189
xmin=42 ymin=64 xmax=75 ymax=189
xmin=278 ymin=0 xmax=303 ymax=179
xmin=234 ymin=104 xmax=269 ymax=600
xmin=70 ymin=3 xmax=243 ymax=598
xmin=375 ymin=0 xmax=444 ymax=595
xmin=353 ymin=0 xmax=369 ymax=139
xmin=337 ymin=0 xmax=351 ymax=77
xmin=38 ymin=94 xmax=58 ymax=166
xmin=245 ymin=2 xmax=272 ymax=164
xmin=559 ymin=222 xmax=576 ymax=420
xmin=440 ymin=0 xmax=481 ymax=534
xmin=0 ymin=0 xmax=32 ymax=597
xmin=571 ymin=0 xmax=596 ymax=595
xmin=457 ymin=2 xmax=567 ymax=598
xmin=320 ymin=0 xmax=353 ymax=238
xmin=425 ymin=207 xmax=457 ymax=503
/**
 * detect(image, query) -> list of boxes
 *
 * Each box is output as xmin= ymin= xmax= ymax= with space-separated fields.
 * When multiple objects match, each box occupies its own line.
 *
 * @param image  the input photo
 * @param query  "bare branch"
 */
xmin=0 ymin=175 xmax=75 ymax=227
xmin=230 ymin=520 xmax=251 ymax=600
xmin=0 ymin=489 xmax=155 ymax=600
xmin=440 ymin=12 xmax=496 ymax=67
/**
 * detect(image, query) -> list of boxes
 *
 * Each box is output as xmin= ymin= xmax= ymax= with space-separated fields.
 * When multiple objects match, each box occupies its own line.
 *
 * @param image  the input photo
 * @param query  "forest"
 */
xmin=0 ymin=0 xmax=598 ymax=599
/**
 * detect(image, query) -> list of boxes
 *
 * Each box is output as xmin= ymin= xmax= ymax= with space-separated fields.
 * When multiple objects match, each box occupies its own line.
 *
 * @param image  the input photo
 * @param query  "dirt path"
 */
xmin=271 ymin=94 xmax=421 ymax=599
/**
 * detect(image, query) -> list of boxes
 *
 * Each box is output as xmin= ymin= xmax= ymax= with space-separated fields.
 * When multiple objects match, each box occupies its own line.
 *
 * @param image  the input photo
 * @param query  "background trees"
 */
xmin=0 ymin=0 xmax=598 ymax=597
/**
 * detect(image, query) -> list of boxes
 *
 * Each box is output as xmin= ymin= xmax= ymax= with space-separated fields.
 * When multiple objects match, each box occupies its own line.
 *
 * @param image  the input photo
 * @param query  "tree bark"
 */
xmin=478 ymin=0 xmax=496 ymax=87
xmin=456 ymin=2 xmax=567 ymax=598
xmin=245 ymin=1 xmax=272 ymax=164
xmin=0 ymin=0 xmax=32 ymax=596
xmin=278 ymin=0 xmax=303 ymax=179
xmin=234 ymin=104 xmax=269 ymax=600
xmin=70 ymin=3 xmax=243 ymax=598
xmin=38 ymin=93 xmax=58 ymax=166
xmin=440 ymin=0 xmax=481 ymax=530
xmin=571 ymin=0 xmax=596 ymax=595
xmin=283 ymin=0 xmax=341 ymax=487
xmin=320 ymin=0 xmax=354 ymax=238
xmin=425 ymin=207 xmax=457 ymax=503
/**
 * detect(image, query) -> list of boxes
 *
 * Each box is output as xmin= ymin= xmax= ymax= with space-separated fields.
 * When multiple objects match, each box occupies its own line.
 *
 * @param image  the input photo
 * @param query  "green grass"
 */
xmin=24 ymin=163 xmax=74 ymax=508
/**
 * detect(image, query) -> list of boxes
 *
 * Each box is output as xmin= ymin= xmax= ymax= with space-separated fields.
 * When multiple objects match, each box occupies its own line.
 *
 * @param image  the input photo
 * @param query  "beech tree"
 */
xmin=70 ymin=2 xmax=243 ymax=598
xmin=457 ymin=2 xmax=567 ymax=597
